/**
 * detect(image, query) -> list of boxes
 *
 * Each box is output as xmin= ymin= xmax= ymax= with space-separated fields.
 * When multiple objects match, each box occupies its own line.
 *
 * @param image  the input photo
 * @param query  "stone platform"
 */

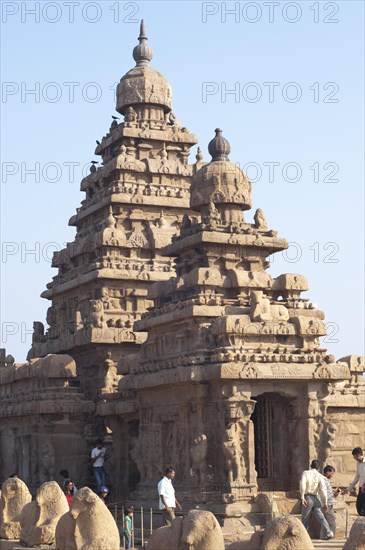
xmin=0 ymin=542 xmax=21 ymax=550
xmin=313 ymin=539 xmax=346 ymax=550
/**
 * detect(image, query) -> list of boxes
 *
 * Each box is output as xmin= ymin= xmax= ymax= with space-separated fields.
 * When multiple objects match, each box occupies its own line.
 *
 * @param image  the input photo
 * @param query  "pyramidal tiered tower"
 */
xmin=116 ymin=130 xmax=364 ymax=512
xmin=30 ymin=21 xmax=199 ymax=399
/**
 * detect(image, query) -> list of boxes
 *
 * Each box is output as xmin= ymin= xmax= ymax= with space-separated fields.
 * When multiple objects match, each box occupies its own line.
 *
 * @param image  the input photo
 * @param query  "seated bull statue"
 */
xmin=55 ymin=487 xmax=120 ymax=550
xmin=0 ymin=477 xmax=32 ymax=539
xmin=20 ymin=481 xmax=69 ymax=546
xmin=147 ymin=509 xmax=225 ymax=550
xmin=227 ymin=515 xmax=314 ymax=550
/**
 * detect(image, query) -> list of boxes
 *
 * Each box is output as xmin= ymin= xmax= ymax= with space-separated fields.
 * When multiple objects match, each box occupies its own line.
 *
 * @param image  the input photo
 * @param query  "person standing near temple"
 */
xmin=63 ymin=480 xmax=76 ymax=508
xmin=300 ymin=460 xmax=334 ymax=540
xmin=319 ymin=465 xmax=340 ymax=539
xmin=59 ymin=469 xmax=78 ymax=492
xmin=157 ymin=467 xmax=182 ymax=525
xmin=91 ymin=439 xmax=106 ymax=494
xmin=342 ymin=447 xmax=365 ymax=516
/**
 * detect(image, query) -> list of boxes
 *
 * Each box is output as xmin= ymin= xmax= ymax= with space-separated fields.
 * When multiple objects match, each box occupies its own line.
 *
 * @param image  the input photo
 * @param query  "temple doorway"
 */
xmin=251 ymin=393 xmax=297 ymax=491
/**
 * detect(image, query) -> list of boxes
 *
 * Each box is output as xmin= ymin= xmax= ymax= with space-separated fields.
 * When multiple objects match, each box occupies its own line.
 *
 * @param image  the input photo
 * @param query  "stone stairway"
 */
xmin=313 ymin=539 xmax=346 ymax=550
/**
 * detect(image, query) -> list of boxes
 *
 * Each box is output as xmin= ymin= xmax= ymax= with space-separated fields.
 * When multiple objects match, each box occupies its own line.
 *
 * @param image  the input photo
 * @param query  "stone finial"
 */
xmin=208 ymin=128 xmax=231 ymax=161
xmin=196 ymin=147 xmax=203 ymax=162
xmin=133 ymin=19 xmax=153 ymax=66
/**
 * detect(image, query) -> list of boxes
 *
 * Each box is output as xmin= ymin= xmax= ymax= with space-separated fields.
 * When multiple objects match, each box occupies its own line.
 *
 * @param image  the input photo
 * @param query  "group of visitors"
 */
xmin=58 ymin=437 xmax=110 ymax=509
xmin=88 ymin=439 xmax=364 ymax=544
xmin=300 ymin=446 xmax=365 ymax=540
xmin=155 ymin=446 xmax=365 ymax=543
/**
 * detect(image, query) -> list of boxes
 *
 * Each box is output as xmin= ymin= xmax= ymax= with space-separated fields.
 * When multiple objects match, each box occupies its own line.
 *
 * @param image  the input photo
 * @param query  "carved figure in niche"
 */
xmin=124 ymin=106 xmax=137 ymax=123
xmin=223 ymin=423 xmax=242 ymax=482
xmin=159 ymin=144 xmax=170 ymax=174
xmin=102 ymin=353 xmax=119 ymax=393
xmin=140 ymin=432 xmax=161 ymax=481
xmin=190 ymin=434 xmax=208 ymax=484
xmin=20 ymin=481 xmax=68 ymax=547
xmin=250 ymin=290 xmax=289 ymax=322
xmin=88 ymin=300 xmax=104 ymax=328
xmin=323 ymin=422 xmax=337 ymax=462
xmin=254 ymin=208 xmax=268 ymax=230
xmin=0 ymin=477 xmax=32 ymax=539
xmin=209 ymin=199 xmax=221 ymax=224
xmin=129 ymin=437 xmax=146 ymax=479
xmin=39 ymin=441 xmax=56 ymax=482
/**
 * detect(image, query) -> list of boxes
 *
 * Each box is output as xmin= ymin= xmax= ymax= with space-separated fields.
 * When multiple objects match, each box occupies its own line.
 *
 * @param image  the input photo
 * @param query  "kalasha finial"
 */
xmin=133 ymin=19 xmax=153 ymax=66
xmin=208 ymin=128 xmax=231 ymax=161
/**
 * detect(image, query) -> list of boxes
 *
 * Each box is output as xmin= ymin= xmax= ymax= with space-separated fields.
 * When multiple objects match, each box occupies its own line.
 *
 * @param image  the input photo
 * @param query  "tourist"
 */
xmin=319 ymin=465 xmax=340 ymax=539
xmin=157 ymin=467 xmax=182 ymax=526
xmin=123 ymin=506 xmax=133 ymax=550
xmin=64 ymin=479 xmax=76 ymax=507
xmin=91 ymin=439 xmax=106 ymax=494
xmin=99 ymin=485 xmax=109 ymax=504
xmin=59 ymin=469 xmax=78 ymax=492
xmin=300 ymin=460 xmax=334 ymax=539
xmin=342 ymin=447 xmax=365 ymax=516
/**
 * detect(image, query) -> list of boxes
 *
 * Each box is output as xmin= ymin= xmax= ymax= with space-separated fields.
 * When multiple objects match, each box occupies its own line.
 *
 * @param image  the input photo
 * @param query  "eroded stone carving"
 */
xmin=190 ymin=434 xmax=208 ymax=483
xmin=223 ymin=423 xmax=244 ymax=483
xmin=250 ymin=290 xmax=289 ymax=322
xmin=0 ymin=477 xmax=32 ymax=539
xmin=20 ymin=481 xmax=69 ymax=546
xmin=147 ymin=510 xmax=224 ymax=550
xmin=64 ymin=487 xmax=120 ymax=550
xmin=343 ymin=516 xmax=365 ymax=550
xmin=260 ymin=515 xmax=314 ymax=550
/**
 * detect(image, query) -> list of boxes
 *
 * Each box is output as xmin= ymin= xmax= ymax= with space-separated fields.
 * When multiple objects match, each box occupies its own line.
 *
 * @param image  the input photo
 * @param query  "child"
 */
xmin=123 ymin=507 xmax=133 ymax=550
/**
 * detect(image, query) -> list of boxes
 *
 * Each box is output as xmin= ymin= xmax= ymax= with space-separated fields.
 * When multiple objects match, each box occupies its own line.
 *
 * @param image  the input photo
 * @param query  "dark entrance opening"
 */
xmin=251 ymin=393 xmax=297 ymax=491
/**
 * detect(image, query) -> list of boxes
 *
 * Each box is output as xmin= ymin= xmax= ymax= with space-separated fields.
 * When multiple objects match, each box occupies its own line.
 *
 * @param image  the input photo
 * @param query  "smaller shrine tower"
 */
xmin=116 ymin=130 xmax=363 ymax=513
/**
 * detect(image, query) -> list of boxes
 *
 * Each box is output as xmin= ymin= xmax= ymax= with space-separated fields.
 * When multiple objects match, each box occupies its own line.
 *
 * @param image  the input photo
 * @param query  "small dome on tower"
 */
xmin=190 ymin=129 xmax=252 ymax=215
xmin=208 ymin=128 xmax=231 ymax=161
xmin=116 ymin=21 xmax=172 ymax=116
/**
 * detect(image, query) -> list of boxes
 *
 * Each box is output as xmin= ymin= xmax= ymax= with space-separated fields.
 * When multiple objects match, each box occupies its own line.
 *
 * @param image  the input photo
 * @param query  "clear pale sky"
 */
xmin=1 ymin=0 xmax=364 ymax=362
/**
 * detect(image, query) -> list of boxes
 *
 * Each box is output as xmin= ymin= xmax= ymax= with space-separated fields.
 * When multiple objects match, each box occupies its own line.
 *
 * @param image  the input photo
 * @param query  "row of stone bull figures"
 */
xmin=0 ymin=477 xmax=120 ymax=549
xmin=1 ymin=476 xmax=364 ymax=549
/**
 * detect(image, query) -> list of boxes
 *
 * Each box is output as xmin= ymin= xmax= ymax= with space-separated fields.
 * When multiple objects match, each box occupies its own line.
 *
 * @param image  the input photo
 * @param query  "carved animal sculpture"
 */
xmin=147 ymin=510 xmax=224 ymax=550
xmin=261 ymin=515 xmax=314 ymax=550
xmin=55 ymin=512 xmax=77 ymax=550
xmin=147 ymin=516 xmax=183 ymax=550
xmin=0 ymin=477 xmax=32 ymax=539
xmin=228 ymin=515 xmax=314 ymax=550
xmin=343 ymin=517 xmax=365 ymax=550
xmin=88 ymin=300 xmax=104 ymax=328
xmin=250 ymin=290 xmax=289 ymax=322
xmin=67 ymin=487 xmax=120 ymax=550
xmin=20 ymin=481 xmax=69 ymax=546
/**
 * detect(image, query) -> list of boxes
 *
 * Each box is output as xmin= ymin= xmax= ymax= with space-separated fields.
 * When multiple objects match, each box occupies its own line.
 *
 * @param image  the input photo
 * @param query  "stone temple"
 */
xmin=0 ymin=22 xmax=364 ymax=520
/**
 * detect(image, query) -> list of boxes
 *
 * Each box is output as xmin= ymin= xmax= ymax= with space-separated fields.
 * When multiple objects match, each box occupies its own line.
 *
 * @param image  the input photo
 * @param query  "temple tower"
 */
xmin=29 ymin=22 xmax=199 ymax=403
